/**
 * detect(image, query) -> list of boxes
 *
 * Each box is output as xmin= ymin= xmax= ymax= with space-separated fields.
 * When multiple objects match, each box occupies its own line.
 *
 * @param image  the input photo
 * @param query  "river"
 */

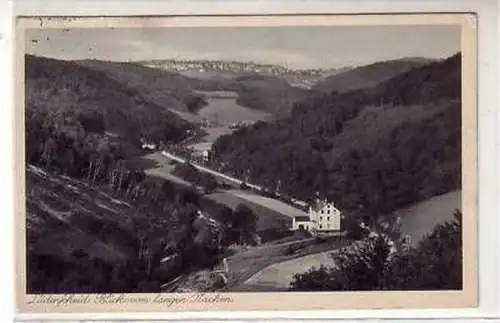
xmin=186 ymin=90 xmax=272 ymax=151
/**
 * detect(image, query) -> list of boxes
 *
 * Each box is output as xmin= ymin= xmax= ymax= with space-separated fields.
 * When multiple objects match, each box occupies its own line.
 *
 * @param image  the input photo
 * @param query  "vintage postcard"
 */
xmin=15 ymin=14 xmax=477 ymax=313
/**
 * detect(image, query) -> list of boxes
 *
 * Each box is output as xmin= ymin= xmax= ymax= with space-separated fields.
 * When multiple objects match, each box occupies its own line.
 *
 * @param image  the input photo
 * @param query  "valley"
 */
xmin=25 ymin=51 xmax=464 ymax=294
xmin=183 ymin=90 xmax=272 ymax=153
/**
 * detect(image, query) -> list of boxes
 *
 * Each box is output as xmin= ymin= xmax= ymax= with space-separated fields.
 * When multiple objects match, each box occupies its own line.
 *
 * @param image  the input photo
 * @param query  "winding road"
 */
xmin=146 ymin=151 xmax=309 ymax=220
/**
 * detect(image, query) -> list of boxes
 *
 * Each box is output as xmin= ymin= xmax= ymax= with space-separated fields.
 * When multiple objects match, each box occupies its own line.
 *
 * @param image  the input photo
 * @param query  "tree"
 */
xmin=290 ymin=210 xmax=462 ymax=291
xmin=381 ymin=210 xmax=462 ymax=290
xmin=232 ymin=204 xmax=258 ymax=245
xmin=184 ymin=94 xmax=207 ymax=114
xmin=161 ymin=180 xmax=176 ymax=200
xmin=217 ymin=206 xmax=234 ymax=227
xmin=210 ymin=55 xmax=461 ymax=219
xmin=201 ymin=174 xmax=218 ymax=195
xmin=290 ymin=233 xmax=392 ymax=291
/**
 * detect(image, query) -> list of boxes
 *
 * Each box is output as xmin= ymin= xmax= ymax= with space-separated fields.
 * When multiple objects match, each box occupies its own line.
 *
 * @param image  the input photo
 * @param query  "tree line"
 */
xmin=212 ymin=53 xmax=462 ymax=223
xmin=26 ymin=54 xmax=195 ymax=146
xmin=25 ymin=55 xmax=261 ymax=293
xmin=171 ymin=162 xmax=219 ymax=194
xmin=290 ymin=210 xmax=462 ymax=291
xmin=25 ymin=107 xmax=258 ymax=293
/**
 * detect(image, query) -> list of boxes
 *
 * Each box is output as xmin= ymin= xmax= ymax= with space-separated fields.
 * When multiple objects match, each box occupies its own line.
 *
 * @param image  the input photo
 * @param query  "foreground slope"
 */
xmin=26 ymin=165 xmax=139 ymax=263
xmin=26 ymin=163 xmax=228 ymax=293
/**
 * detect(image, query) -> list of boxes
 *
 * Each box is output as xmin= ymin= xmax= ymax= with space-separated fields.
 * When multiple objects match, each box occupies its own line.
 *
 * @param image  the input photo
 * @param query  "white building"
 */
xmin=292 ymin=216 xmax=313 ymax=231
xmin=291 ymin=198 xmax=342 ymax=234
xmin=187 ymin=142 xmax=213 ymax=162
xmin=202 ymin=149 xmax=212 ymax=162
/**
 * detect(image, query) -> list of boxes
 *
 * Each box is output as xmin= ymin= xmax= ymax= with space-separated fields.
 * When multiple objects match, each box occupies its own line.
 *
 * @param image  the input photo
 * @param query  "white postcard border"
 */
xmin=2 ymin=0 xmax=498 ymax=321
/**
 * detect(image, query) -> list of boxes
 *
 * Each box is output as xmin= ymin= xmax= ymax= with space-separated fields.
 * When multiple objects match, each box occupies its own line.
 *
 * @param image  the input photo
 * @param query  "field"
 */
xmin=227 ymin=190 xmax=308 ymax=219
xmin=138 ymin=152 xmax=292 ymax=232
xmin=204 ymin=192 xmax=291 ymax=232
xmin=141 ymin=158 xmax=193 ymax=187
xmin=143 ymin=153 xmax=309 ymax=222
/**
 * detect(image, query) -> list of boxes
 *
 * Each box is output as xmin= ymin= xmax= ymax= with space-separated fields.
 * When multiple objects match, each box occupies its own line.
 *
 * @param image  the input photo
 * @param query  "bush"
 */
xmin=290 ymin=210 xmax=463 ymax=291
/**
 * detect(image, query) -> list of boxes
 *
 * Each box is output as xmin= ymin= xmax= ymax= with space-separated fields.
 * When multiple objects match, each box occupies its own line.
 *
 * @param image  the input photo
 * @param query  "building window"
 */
xmin=327 ymin=217 xmax=330 ymax=221
xmin=319 ymin=225 xmax=323 ymax=229
xmin=321 ymin=210 xmax=324 ymax=214
xmin=327 ymin=210 xmax=331 ymax=214
xmin=319 ymin=216 xmax=323 ymax=221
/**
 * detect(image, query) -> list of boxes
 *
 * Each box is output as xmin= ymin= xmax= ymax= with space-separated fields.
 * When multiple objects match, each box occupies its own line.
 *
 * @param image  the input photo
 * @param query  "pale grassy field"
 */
xmin=141 ymin=152 xmax=305 ymax=224
xmin=141 ymin=154 xmax=192 ymax=186
xmin=139 ymin=152 xmax=291 ymax=231
xmin=228 ymin=189 xmax=309 ymax=219
xmin=205 ymin=191 xmax=290 ymax=232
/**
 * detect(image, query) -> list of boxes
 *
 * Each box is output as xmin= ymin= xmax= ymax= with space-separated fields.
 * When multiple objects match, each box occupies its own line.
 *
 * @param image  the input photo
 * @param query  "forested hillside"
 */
xmin=75 ymin=59 xmax=316 ymax=119
xmin=26 ymin=55 xmax=195 ymax=147
xmin=234 ymin=74 xmax=315 ymax=118
xmin=26 ymin=163 xmax=234 ymax=293
xmin=212 ymin=53 xmax=462 ymax=222
xmin=312 ymin=57 xmax=434 ymax=94
xmin=25 ymin=55 xmax=235 ymax=293
xmin=76 ymin=59 xmax=222 ymax=114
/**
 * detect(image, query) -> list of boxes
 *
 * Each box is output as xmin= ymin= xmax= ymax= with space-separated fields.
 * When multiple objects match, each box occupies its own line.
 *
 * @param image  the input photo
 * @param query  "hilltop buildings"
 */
xmin=292 ymin=197 xmax=342 ymax=234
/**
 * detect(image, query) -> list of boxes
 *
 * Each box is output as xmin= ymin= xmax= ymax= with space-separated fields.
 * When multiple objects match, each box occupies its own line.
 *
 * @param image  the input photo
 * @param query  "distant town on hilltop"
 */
xmin=138 ymin=58 xmax=346 ymax=77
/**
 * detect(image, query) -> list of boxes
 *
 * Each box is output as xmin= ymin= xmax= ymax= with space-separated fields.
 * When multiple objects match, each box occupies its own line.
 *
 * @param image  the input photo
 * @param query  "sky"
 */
xmin=25 ymin=25 xmax=461 ymax=70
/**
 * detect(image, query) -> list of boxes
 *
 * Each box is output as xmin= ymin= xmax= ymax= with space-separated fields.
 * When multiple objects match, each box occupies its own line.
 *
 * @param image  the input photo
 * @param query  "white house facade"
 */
xmin=291 ymin=198 xmax=342 ymax=234
xmin=202 ymin=149 xmax=212 ymax=162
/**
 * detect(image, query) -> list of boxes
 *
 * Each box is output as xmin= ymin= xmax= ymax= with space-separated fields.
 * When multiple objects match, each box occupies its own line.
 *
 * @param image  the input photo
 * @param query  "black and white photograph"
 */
xmin=17 ymin=14 xmax=478 ymax=312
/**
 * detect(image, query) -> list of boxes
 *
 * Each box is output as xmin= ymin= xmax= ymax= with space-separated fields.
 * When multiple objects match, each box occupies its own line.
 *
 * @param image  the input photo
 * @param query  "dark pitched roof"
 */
xmin=310 ymin=199 xmax=339 ymax=212
xmin=294 ymin=216 xmax=310 ymax=222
